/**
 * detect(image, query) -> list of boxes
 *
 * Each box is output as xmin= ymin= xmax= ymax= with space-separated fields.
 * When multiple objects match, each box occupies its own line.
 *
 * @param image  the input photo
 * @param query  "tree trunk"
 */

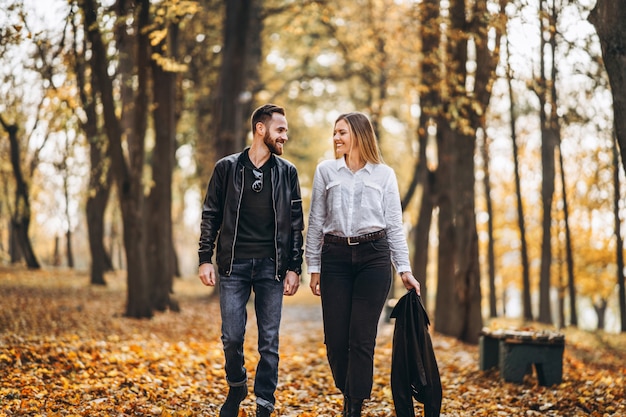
xmin=1 ymin=116 xmax=40 ymax=269
xmin=538 ymin=131 xmax=556 ymax=325
xmin=66 ymin=231 xmax=74 ymax=268
xmin=557 ymin=144 xmax=576 ymax=326
xmin=53 ymin=236 xmax=61 ymax=267
xmin=72 ymin=14 xmax=112 ymax=285
xmin=82 ymin=0 xmax=151 ymax=318
xmin=434 ymin=123 xmax=460 ymax=336
xmin=188 ymin=0 xmax=223 ymax=185
xmin=123 ymin=0 xmax=151 ymax=318
xmin=471 ymin=0 xmax=509 ymax=321
xmin=594 ymin=299 xmax=608 ymax=330
xmin=589 ymin=2 xmax=626 ymax=177
xmin=434 ymin=122 xmax=482 ymax=343
xmin=589 ymin=0 xmax=626 ymax=334
xmin=109 ymin=217 xmax=123 ymax=270
xmin=537 ymin=0 xmax=556 ymax=324
xmin=0 ymin=204 xmax=4 ymax=254
xmin=211 ymin=0 xmax=253 ymax=161
xmin=241 ymin=0 xmax=263 ymax=135
xmin=453 ymin=127 xmax=483 ymax=343
xmin=10 ymin=221 xmax=39 ymax=268
xmin=149 ymin=22 xmax=178 ymax=312
xmin=431 ymin=0 xmax=504 ymax=344
xmin=63 ymin=169 xmax=75 ymax=269
xmin=85 ymin=129 xmax=114 ymax=285
xmin=8 ymin=221 xmax=22 ymax=264
xmin=506 ymin=38 xmax=532 ymax=321
xmin=86 ymin=182 xmax=111 ymax=285
xmin=411 ymin=0 xmax=441 ymax=309
xmin=612 ymin=135 xmax=626 ymax=332
xmin=412 ymin=174 xmax=433 ymax=306
xmin=480 ymin=131 xmax=497 ymax=318
xmin=557 ymin=250 xmax=565 ymax=329
xmin=412 ymin=132 xmax=435 ymax=306
xmin=425 ymin=4 xmax=457 ymax=338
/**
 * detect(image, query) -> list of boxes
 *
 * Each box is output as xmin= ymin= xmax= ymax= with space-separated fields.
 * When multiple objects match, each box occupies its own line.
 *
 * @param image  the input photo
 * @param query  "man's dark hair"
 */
xmin=251 ymin=104 xmax=285 ymax=133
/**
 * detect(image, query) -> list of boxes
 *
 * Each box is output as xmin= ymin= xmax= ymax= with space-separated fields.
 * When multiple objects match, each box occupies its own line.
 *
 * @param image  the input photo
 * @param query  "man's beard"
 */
xmin=264 ymin=131 xmax=283 ymax=155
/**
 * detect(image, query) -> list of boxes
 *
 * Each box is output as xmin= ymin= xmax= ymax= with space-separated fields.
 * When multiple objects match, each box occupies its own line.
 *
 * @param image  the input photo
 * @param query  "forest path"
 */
xmin=0 ymin=267 xmax=624 ymax=416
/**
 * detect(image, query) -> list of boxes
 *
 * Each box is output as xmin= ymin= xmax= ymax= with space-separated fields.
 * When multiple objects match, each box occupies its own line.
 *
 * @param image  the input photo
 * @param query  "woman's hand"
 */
xmin=309 ymin=273 xmax=321 ymax=296
xmin=401 ymin=271 xmax=421 ymax=295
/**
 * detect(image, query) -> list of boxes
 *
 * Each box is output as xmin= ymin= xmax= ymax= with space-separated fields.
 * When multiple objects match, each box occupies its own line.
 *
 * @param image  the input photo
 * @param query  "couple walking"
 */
xmin=198 ymin=104 xmax=420 ymax=417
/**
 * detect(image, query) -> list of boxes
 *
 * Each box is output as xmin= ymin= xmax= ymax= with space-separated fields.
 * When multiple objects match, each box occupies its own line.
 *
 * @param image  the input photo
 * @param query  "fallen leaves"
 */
xmin=1 ymin=266 xmax=625 ymax=416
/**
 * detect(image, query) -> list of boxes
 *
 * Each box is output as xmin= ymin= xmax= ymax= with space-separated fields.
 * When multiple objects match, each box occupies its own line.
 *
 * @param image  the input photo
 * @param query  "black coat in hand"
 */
xmin=390 ymin=289 xmax=442 ymax=417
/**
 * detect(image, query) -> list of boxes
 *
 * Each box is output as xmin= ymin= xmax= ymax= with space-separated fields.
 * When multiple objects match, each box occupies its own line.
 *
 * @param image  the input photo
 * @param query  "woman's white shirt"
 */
xmin=305 ymin=157 xmax=412 ymax=275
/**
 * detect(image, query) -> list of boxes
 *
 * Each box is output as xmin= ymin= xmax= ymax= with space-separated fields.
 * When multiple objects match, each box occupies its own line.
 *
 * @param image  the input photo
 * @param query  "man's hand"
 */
xmin=199 ymin=263 xmax=216 ymax=286
xmin=283 ymin=270 xmax=300 ymax=296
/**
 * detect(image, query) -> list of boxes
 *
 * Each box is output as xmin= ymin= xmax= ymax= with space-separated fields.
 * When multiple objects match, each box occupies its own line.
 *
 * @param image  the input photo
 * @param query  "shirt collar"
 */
xmin=336 ymin=157 xmax=374 ymax=173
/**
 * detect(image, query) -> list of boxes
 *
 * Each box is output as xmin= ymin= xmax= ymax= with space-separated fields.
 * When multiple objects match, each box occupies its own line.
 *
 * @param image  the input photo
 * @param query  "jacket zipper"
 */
xmin=271 ymin=167 xmax=280 ymax=281
xmin=228 ymin=167 xmax=245 ymax=275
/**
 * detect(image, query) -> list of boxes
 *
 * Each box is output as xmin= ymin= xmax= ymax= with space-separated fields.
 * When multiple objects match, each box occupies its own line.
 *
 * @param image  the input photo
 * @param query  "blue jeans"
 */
xmin=320 ymin=238 xmax=392 ymax=400
xmin=219 ymin=257 xmax=283 ymax=411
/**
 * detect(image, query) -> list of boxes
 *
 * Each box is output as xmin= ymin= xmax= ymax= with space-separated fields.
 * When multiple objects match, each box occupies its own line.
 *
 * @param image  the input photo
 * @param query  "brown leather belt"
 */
xmin=324 ymin=230 xmax=386 ymax=246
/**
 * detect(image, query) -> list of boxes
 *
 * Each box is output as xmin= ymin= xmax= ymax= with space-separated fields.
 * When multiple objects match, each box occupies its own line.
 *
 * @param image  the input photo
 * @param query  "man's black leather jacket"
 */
xmin=198 ymin=150 xmax=304 ymax=280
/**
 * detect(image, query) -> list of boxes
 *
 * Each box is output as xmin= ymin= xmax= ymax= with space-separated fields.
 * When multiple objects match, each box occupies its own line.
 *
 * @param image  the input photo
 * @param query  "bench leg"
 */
xmin=499 ymin=342 xmax=530 ymax=383
xmin=535 ymin=356 xmax=563 ymax=386
xmin=500 ymin=358 xmax=532 ymax=383
xmin=479 ymin=335 xmax=500 ymax=370
xmin=500 ymin=342 xmax=564 ymax=386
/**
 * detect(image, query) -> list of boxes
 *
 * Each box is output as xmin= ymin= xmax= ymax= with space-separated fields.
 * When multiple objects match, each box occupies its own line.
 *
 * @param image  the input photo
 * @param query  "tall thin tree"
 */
xmin=71 ymin=8 xmax=113 ymax=285
xmin=411 ymin=0 xmax=441 ymax=307
xmin=536 ymin=0 xmax=558 ymax=324
xmin=1 ymin=115 xmax=40 ymax=269
xmin=505 ymin=36 xmax=532 ymax=321
xmin=480 ymin=130 xmax=497 ymax=318
xmin=557 ymin=142 xmax=576 ymax=326
xmin=612 ymin=135 xmax=626 ymax=332
xmin=148 ymin=10 xmax=181 ymax=312
xmin=211 ymin=0 xmax=253 ymax=161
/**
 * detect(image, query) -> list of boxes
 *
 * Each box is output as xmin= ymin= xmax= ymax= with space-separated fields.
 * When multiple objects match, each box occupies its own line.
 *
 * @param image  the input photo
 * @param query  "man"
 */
xmin=198 ymin=104 xmax=304 ymax=417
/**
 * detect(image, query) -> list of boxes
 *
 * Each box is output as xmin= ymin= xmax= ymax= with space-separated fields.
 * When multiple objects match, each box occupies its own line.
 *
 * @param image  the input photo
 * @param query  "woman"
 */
xmin=305 ymin=112 xmax=421 ymax=417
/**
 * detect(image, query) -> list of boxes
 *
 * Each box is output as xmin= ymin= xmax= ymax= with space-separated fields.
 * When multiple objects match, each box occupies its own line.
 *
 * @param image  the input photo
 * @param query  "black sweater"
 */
xmin=390 ymin=289 xmax=442 ymax=417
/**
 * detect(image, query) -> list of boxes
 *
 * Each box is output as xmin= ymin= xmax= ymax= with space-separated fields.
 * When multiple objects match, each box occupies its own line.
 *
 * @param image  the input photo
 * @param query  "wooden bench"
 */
xmin=479 ymin=328 xmax=565 ymax=386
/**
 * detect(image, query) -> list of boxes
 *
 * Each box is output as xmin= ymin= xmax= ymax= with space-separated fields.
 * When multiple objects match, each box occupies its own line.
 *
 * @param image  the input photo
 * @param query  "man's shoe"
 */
xmin=219 ymin=385 xmax=247 ymax=417
xmin=256 ymin=404 xmax=272 ymax=417
xmin=346 ymin=397 xmax=363 ymax=417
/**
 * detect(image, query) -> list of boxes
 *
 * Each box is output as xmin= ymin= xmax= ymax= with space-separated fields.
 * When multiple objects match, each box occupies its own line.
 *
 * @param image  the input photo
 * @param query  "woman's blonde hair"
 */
xmin=334 ymin=112 xmax=383 ymax=164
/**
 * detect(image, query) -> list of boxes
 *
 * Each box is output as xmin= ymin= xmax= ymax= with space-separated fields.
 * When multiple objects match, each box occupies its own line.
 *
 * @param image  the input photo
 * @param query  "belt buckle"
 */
xmin=347 ymin=236 xmax=359 ymax=246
